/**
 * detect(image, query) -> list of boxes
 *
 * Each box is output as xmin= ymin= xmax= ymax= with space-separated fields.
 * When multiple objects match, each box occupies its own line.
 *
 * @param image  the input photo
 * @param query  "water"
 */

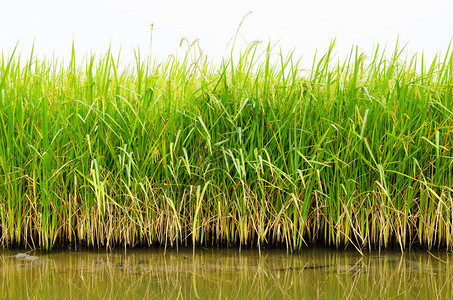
xmin=1 ymin=247 xmax=452 ymax=299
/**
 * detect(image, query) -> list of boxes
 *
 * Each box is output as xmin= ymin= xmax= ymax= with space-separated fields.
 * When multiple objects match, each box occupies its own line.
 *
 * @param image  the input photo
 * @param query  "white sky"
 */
xmin=1 ymin=0 xmax=452 ymax=67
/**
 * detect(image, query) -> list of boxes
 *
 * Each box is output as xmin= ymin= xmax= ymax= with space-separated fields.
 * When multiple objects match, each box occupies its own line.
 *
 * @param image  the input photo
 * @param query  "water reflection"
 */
xmin=1 ymin=248 xmax=452 ymax=299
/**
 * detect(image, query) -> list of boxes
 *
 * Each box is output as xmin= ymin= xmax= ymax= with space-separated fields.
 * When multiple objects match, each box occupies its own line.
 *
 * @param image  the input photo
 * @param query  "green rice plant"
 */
xmin=0 ymin=39 xmax=452 ymax=252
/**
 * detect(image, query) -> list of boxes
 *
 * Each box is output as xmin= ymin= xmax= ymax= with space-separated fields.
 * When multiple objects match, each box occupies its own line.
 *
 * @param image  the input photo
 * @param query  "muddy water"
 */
xmin=1 ymin=248 xmax=452 ymax=299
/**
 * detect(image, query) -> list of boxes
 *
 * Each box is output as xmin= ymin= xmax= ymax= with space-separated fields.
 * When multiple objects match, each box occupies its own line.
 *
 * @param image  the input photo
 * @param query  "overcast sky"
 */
xmin=1 ymin=0 xmax=452 ymax=67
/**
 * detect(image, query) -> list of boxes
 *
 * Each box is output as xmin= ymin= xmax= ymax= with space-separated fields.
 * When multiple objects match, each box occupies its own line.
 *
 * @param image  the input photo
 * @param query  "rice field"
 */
xmin=0 ymin=40 xmax=452 ymax=252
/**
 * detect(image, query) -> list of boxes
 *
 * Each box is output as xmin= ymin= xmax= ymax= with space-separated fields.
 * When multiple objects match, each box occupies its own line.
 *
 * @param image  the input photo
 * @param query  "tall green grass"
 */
xmin=0 ymin=40 xmax=452 ymax=252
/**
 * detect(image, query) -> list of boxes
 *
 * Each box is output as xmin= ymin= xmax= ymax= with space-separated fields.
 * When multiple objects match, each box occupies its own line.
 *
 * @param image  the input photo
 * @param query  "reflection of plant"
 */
xmin=1 ymin=250 xmax=451 ymax=299
xmin=0 ymin=40 xmax=452 ymax=252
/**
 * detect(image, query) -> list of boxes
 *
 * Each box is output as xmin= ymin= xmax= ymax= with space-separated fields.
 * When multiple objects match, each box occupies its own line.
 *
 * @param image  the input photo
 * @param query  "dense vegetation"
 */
xmin=0 ymin=41 xmax=452 ymax=252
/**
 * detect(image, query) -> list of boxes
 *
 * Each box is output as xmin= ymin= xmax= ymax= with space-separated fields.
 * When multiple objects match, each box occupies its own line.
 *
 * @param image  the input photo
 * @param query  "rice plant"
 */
xmin=0 ymin=40 xmax=452 ymax=252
